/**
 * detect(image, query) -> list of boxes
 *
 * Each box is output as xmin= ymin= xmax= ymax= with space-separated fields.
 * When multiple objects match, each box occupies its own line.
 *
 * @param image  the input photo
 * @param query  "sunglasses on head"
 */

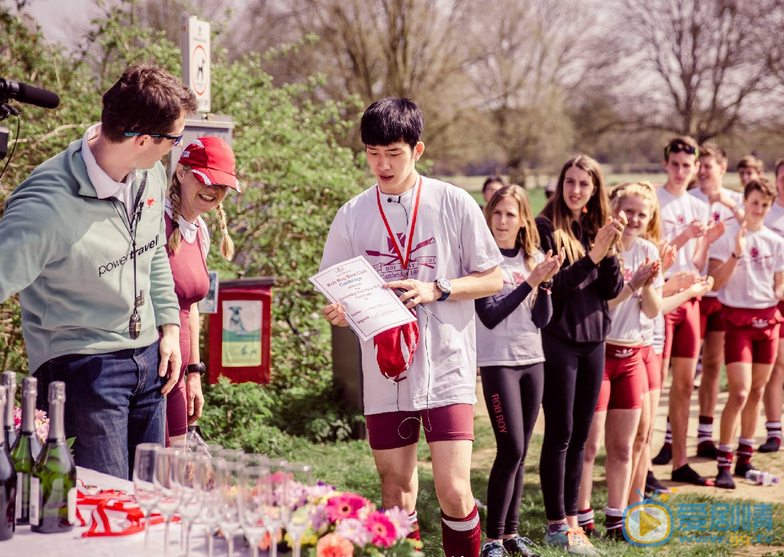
xmin=665 ymin=143 xmax=699 ymax=158
xmin=124 ymin=131 xmax=184 ymax=146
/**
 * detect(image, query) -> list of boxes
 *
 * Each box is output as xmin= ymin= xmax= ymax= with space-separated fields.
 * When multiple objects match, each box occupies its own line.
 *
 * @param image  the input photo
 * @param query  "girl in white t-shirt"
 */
xmin=708 ymin=178 xmax=784 ymax=489
xmin=475 ymin=185 xmax=562 ymax=557
xmin=577 ymin=182 xmax=662 ymax=539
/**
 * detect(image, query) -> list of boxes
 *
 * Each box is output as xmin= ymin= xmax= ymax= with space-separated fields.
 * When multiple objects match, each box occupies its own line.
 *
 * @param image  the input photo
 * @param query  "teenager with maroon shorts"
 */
xmin=577 ymin=182 xmax=662 ymax=540
xmin=475 ymin=186 xmax=562 ymax=557
xmin=164 ymin=137 xmax=239 ymax=445
xmin=653 ymin=136 xmax=723 ymax=486
xmin=320 ymin=98 xmax=503 ymax=557
xmin=689 ymin=143 xmax=744 ymax=459
xmin=708 ymin=178 xmax=784 ymax=488
xmin=760 ymin=158 xmax=784 ymax=453
xmin=535 ymin=156 xmax=624 ymax=556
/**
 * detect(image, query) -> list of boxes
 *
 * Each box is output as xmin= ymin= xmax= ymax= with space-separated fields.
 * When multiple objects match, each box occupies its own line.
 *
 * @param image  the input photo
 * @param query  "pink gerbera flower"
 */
xmin=325 ymin=493 xmax=370 ymax=522
xmin=384 ymin=507 xmax=412 ymax=539
xmin=365 ymin=511 xmax=397 ymax=548
xmin=316 ymin=533 xmax=354 ymax=557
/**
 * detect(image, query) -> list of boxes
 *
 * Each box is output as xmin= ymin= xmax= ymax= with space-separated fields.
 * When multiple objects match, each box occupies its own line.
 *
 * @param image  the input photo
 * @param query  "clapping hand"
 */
xmin=733 ymin=222 xmax=747 ymax=257
xmin=527 ymin=249 xmax=566 ymax=287
xmin=686 ymin=219 xmax=707 ymax=239
xmin=704 ymin=221 xmax=726 ymax=245
xmin=689 ymin=275 xmax=715 ymax=298
xmin=659 ymin=241 xmax=677 ymax=271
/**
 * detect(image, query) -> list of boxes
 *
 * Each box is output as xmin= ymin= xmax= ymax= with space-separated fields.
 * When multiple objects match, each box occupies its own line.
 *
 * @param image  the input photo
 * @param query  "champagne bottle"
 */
xmin=30 ymin=381 xmax=76 ymax=533
xmin=10 ymin=376 xmax=41 ymax=525
xmin=0 ymin=372 xmax=16 ymax=450
xmin=0 ymin=386 xmax=16 ymax=541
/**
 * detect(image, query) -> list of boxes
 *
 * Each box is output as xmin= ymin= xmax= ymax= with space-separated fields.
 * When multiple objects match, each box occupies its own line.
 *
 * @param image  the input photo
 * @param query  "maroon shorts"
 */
xmin=641 ymin=345 xmax=663 ymax=391
xmin=664 ymin=299 xmax=701 ymax=360
xmin=723 ymin=306 xmax=782 ymax=365
xmin=699 ymin=296 xmax=726 ymax=337
xmin=366 ymin=404 xmax=475 ymax=450
xmin=596 ymin=344 xmax=647 ymax=412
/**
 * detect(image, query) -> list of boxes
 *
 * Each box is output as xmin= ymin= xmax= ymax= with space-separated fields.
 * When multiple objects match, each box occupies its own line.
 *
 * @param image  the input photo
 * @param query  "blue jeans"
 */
xmin=35 ymin=341 xmax=166 ymax=480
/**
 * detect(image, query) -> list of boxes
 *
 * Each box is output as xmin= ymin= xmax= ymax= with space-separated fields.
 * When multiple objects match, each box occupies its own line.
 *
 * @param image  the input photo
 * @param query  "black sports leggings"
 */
xmin=480 ymin=363 xmax=544 ymax=539
xmin=539 ymin=333 xmax=605 ymax=521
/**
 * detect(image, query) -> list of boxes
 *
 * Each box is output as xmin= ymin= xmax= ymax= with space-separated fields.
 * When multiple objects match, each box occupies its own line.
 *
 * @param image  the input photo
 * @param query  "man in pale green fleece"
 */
xmin=0 ymin=65 xmax=198 ymax=479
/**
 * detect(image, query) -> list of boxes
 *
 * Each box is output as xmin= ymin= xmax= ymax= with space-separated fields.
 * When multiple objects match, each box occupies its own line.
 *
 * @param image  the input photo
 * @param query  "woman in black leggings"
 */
xmin=475 ymin=185 xmax=562 ymax=557
xmin=535 ymin=156 xmax=624 ymax=555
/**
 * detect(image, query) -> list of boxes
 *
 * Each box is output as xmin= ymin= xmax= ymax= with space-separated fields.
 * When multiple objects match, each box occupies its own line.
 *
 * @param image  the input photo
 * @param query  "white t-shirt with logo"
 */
xmin=764 ymin=202 xmax=784 ymax=238
xmin=476 ymin=250 xmax=545 ymax=367
xmin=608 ymin=238 xmax=664 ymax=344
xmin=689 ymin=186 xmax=743 ymax=297
xmin=320 ymin=176 xmax=503 ymax=415
xmin=657 ymin=186 xmax=710 ymax=278
xmin=709 ymin=224 xmax=784 ymax=309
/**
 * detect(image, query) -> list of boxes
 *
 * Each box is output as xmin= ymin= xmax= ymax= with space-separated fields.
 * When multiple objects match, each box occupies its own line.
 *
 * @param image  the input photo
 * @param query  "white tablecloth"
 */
xmin=3 ymin=466 xmax=254 ymax=557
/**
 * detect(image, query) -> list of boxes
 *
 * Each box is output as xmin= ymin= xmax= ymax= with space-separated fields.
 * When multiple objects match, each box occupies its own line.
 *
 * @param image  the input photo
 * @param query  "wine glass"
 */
xmin=216 ymin=459 xmax=243 ymax=557
xmin=154 ymin=447 xmax=182 ymax=557
xmin=198 ymin=456 xmax=223 ymax=557
xmin=260 ymin=458 xmax=288 ymax=557
xmin=174 ymin=451 xmax=204 ymax=557
xmin=281 ymin=463 xmax=314 ymax=557
xmin=238 ymin=458 xmax=271 ymax=557
xmin=132 ymin=442 xmax=161 ymax=552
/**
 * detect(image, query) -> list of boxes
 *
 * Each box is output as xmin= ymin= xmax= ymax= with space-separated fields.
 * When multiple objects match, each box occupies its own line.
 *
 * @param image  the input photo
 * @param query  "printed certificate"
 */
xmin=310 ymin=256 xmax=416 ymax=342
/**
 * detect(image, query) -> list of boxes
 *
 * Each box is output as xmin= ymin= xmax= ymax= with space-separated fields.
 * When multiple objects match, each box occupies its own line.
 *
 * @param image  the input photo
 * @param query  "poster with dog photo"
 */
xmin=198 ymin=271 xmax=219 ymax=314
xmin=221 ymin=299 xmax=262 ymax=367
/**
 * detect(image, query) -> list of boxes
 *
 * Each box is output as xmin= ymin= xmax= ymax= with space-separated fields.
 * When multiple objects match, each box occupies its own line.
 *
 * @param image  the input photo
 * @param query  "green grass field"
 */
xmin=298 ymin=411 xmax=784 ymax=556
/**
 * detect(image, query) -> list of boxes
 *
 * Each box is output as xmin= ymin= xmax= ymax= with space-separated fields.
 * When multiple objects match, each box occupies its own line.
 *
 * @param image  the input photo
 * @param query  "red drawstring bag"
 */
xmin=373 ymin=319 xmax=419 ymax=382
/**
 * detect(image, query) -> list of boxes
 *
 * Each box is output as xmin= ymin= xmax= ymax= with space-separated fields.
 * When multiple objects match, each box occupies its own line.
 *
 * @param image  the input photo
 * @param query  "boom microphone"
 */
xmin=0 ymin=78 xmax=60 ymax=109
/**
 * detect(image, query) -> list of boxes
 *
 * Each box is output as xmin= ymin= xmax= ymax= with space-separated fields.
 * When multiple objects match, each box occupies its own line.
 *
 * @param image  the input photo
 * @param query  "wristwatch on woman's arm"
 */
xmin=186 ymin=362 xmax=206 ymax=376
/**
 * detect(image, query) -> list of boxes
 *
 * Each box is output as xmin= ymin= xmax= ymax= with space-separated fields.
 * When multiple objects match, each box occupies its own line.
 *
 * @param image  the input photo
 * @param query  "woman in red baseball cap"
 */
xmin=164 ymin=136 xmax=241 ymax=445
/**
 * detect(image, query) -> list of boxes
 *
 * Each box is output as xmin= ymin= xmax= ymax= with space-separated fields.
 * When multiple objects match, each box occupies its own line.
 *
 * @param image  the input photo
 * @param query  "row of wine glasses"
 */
xmin=133 ymin=439 xmax=314 ymax=557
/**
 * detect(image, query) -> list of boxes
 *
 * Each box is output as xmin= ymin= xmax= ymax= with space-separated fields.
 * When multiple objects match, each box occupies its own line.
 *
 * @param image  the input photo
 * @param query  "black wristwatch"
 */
xmin=187 ymin=362 xmax=206 ymax=376
xmin=435 ymin=278 xmax=452 ymax=301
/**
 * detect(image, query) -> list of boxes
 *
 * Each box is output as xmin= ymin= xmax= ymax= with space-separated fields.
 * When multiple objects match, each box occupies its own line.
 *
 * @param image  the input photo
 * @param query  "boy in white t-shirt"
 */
xmin=688 ymin=143 xmax=744 ymax=459
xmin=760 ymin=157 xmax=784 ymax=453
xmin=708 ymin=178 xmax=784 ymax=488
xmin=653 ymin=136 xmax=723 ymax=486
xmin=320 ymin=97 xmax=503 ymax=557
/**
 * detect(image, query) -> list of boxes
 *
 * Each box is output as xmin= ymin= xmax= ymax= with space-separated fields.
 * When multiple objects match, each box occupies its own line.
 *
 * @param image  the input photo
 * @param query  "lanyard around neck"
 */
xmin=375 ymin=176 xmax=423 ymax=270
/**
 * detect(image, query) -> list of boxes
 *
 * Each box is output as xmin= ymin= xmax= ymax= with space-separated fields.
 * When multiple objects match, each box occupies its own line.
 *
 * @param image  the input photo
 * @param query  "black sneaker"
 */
xmin=696 ymin=441 xmax=718 ymax=459
xmin=759 ymin=437 xmax=781 ymax=453
xmin=715 ymin=469 xmax=736 ymax=489
xmin=481 ymin=541 xmax=510 ymax=557
xmin=603 ymin=527 xmax=626 ymax=542
xmin=645 ymin=471 xmax=672 ymax=495
xmin=734 ymin=461 xmax=754 ymax=478
xmin=672 ymin=464 xmax=715 ymax=486
xmin=652 ymin=444 xmax=672 ymax=465
xmin=503 ymin=535 xmax=540 ymax=557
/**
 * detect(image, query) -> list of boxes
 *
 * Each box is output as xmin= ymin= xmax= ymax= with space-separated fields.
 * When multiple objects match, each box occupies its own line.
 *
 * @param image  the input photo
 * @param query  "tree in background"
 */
xmin=465 ymin=0 xmax=587 ymax=184
xmin=614 ymin=0 xmax=773 ymax=143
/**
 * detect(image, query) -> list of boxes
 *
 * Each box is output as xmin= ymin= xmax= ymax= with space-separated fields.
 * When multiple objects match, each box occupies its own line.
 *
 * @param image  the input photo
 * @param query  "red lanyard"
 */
xmin=375 ymin=176 xmax=423 ymax=270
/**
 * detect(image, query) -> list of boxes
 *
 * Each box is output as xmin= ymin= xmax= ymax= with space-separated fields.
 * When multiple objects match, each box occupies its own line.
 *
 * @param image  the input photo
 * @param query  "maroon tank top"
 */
xmin=164 ymin=213 xmax=210 ymax=439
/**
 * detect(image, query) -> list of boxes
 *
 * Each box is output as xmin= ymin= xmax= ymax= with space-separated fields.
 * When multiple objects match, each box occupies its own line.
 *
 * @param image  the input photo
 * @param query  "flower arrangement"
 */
xmin=13 ymin=407 xmax=49 ymax=443
xmin=264 ymin=482 xmax=420 ymax=557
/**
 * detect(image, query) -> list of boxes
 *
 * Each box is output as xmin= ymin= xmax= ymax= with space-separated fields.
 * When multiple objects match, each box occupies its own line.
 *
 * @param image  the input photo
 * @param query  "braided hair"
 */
xmin=167 ymin=164 xmax=234 ymax=260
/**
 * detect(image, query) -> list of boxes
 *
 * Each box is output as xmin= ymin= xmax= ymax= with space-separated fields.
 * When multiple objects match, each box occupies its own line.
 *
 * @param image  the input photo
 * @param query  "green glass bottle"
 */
xmin=10 ymin=376 xmax=41 ymax=525
xmin=0 ymin=386 xmax=16 ymax=541
xmin=30 ymin=381 xmax=76 ymax=533
xmin=0 ymin=372 xmax=16 ymax=450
